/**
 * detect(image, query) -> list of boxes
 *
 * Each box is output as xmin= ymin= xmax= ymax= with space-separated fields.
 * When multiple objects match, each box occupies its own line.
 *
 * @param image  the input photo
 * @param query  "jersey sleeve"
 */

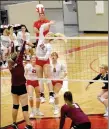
xmin=26 ymin=33 xmax=30 ymax=43
xmin=17 ymin=31 xmax=22 ymax=45
xmin=61 ymin=64 xmax=67 ymax=73
xmin=89 ymin=74 xmax=102 ymax=84
xmin=33 ymin=21 xmax=38 ymax=28
xmin=25 ymin=64 xmax=30 ymax=71
xmin=59 ymin=106 xmax=66 ymax=129
xmin=24 ymin=64 xmax=30 ymax=78
xmin=13 ymin=33 xmax=17 ymax=40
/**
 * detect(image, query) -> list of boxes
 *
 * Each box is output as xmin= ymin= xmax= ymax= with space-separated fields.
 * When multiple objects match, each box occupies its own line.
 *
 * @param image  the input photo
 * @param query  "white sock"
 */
xmin=54 ymin=104 xmax=59 ymax=109
xmin=36 ymin=108 xmax=39 ymax=112
xmin=31 ymin=107 xmax=34 ymax=112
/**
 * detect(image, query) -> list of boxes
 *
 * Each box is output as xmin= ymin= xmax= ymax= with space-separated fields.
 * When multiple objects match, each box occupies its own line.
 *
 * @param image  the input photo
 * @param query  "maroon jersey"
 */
xmin=59 ymin=103 xmax=90 ymax=129
xmin=10 ymin=41 xmax=26 ymax=86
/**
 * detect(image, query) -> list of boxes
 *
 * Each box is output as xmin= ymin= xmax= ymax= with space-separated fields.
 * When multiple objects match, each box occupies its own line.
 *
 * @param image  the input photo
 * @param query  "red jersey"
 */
xmin=10 ymin=41 xmax=26 ymax=86
xmin=59 ymin=103 xmax=90 ymax=129
xmin=33 ymin=19 xmax=50 ymax=37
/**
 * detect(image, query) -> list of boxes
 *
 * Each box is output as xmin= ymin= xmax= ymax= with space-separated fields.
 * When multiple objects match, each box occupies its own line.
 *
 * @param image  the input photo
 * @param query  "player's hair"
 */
xmin=21 ymin=24 xmax=29 ymax=33
xmin=54 ymin=33 xmax=67 ymax=43
xmin=2 ymin=28 xmax=9 ymax=36
xmin=64 ymin=91 xmax=73 ymax=103
xmin=100 ymin=64 xmax=108 ymax=71
xmin=8 ymin=25 xmax=13 ymax=30
xmin=45 ymin=32 xmax=55 ymax=42
xmin=51 ymin=52 xmax=58 ymax=58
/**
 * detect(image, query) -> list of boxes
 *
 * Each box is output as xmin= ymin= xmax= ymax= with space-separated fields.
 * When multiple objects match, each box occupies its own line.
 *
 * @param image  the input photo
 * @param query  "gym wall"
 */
xmin=6 ymin=1 xmax=39 ymax=35
xmin=77 ymin=1 xmax=108 ymax=31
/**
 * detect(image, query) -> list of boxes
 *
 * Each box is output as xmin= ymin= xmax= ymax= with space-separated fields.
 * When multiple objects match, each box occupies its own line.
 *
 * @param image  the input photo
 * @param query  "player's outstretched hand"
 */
xmin=50 ymin=20 xmax=55 ymax=25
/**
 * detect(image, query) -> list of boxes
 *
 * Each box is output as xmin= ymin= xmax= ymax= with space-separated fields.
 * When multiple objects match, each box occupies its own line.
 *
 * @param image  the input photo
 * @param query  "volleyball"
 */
xmin=36 ymin=4 xmax=45 ymax=14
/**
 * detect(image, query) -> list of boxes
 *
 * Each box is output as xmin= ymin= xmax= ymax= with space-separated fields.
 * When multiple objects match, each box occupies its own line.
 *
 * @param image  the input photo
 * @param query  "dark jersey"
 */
xmin=59 ymin=103 xmax=90 ymax=129
xmin=10 ymin=41 xmax=26 ymax=86
xmin=90 ymin=73 xmax=108 ymax=89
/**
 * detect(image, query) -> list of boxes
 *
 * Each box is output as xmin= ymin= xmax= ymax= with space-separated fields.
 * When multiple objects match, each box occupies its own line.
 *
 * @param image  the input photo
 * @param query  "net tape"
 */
xmin=1 ymin=77 xmax=108 ymax=83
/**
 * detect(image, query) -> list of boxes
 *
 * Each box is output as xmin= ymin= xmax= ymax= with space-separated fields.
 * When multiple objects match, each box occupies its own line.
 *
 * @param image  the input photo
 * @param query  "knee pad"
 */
xmin=22 ymin=105 xmax=28 ymax=111
xmin=13 ymin=104 xmax=19 ymax=109
xmin=28 ymin=95 xmax=33 ymax=100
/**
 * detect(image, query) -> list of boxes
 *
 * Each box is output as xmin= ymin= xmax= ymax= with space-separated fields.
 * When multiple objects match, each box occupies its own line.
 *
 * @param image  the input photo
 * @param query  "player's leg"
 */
xmin=43 ymin=64 xmax=55 ymax=104
xmin=100 ymin=91 xmax=108 ymax=116
xmin=26 ymin=84 xmax=34 ymax=118
xmin=19 ymin=85 xmax=32 ymax=129
xmin=103 ymin=99 xmax=108 ymax=117
xmin=34 ymin=83 xmax=44 ymax=116
xmin=11 ymin=93 xmax=19 ymax=129
xmin=53 ymin=82 xmax=62 ymax=115
xmin=36 ymin=64 xmax=45 ymax=103
xmin=97 ymin=89 xmax=107 ymax=97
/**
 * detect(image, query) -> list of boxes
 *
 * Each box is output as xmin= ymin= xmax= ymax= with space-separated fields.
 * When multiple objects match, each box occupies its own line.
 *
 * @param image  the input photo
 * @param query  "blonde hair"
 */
xmin=45 ymin=32 xmax=55 ymax=42
xmin=51 ymin=52 xmax=58 ymax=58
xmin=3 ymin=28 xmax=9 ymax=36
xmin=100 ymin=64 xmax=108 ymax=71
xmin=54 ymin=33 xmax=67 ymax=43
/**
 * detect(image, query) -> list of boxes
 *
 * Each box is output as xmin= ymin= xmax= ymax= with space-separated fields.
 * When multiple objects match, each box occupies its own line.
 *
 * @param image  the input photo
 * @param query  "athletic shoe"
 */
xmin=49 ymin=96 xmax=55 ymax=104
xmin=25 ymin=125 xmax=33 ymax=129
xmin=103 ymin=111 xmax=108 ymax=117
xmin=36 ymin=110 xmax=44 ymax=116
xmin=29 ymin=111 xmax=35 ymax=118
xmin=54 ymin=106 xmax=60 ymax=115
xmin=11 ymin=122 xmax=18 ymax=129
xmin=40 ymin=97 xmax=46 ymax=103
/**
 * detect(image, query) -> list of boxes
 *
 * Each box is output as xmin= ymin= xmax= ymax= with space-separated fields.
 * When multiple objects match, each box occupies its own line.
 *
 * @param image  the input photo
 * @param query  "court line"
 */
xmin=90 ymin=54 xmax=108 ymax=73
xmin=61 ymin=41 xmax=107 ymax=55
xmin=90 ymin=58 xmax=99 ymax=73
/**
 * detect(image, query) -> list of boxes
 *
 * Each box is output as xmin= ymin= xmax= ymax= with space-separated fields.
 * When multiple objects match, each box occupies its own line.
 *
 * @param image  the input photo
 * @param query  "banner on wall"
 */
xmin=95 ymin=1 xmax=104 ymax=14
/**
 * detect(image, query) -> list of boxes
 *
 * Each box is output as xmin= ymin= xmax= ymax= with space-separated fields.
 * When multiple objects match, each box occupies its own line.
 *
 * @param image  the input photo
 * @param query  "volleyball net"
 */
xmin=1 ymin=36 xmax=108 ymax=110
xmin=1 ymin=36 xmax=108 ymax=82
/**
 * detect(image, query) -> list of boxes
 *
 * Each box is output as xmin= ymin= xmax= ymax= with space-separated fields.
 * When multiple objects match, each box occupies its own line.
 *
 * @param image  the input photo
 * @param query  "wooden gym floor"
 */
xmin=1 ymin=35 xmax=108 ymax=127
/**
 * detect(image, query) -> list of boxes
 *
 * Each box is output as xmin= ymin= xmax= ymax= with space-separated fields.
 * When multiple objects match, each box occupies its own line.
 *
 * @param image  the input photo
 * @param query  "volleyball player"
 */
xmin=33 ymin=13 xmax=50 ymax=47
xmin=59 ymin=91 xmax=91 ymax=129
xmin=86 ymin=64 xmax=108 ymax=117
xmin=50 ymin=52 xmax=67 ymax=115
xmin=1 ymin=28 xmax=11 ymax=68
xmin=35 ymin=21 xmax=55 ymax=104
xmin=17 ymin=25 xmax=33 ymax=60
xmin=25 ymin=55 xmax=44 ymax=118
xmin=8 ymin=25 xmax=18 ymax=52
xmin=8 ymin=40 xmax=33 ymax=129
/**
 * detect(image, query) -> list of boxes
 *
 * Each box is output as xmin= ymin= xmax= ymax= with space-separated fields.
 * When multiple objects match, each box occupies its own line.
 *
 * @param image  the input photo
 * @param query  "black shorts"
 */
xmin=11 ymin=84 xmax=27 ymax=96
xmin=73 ymin=122 xmax=91 ymax=129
